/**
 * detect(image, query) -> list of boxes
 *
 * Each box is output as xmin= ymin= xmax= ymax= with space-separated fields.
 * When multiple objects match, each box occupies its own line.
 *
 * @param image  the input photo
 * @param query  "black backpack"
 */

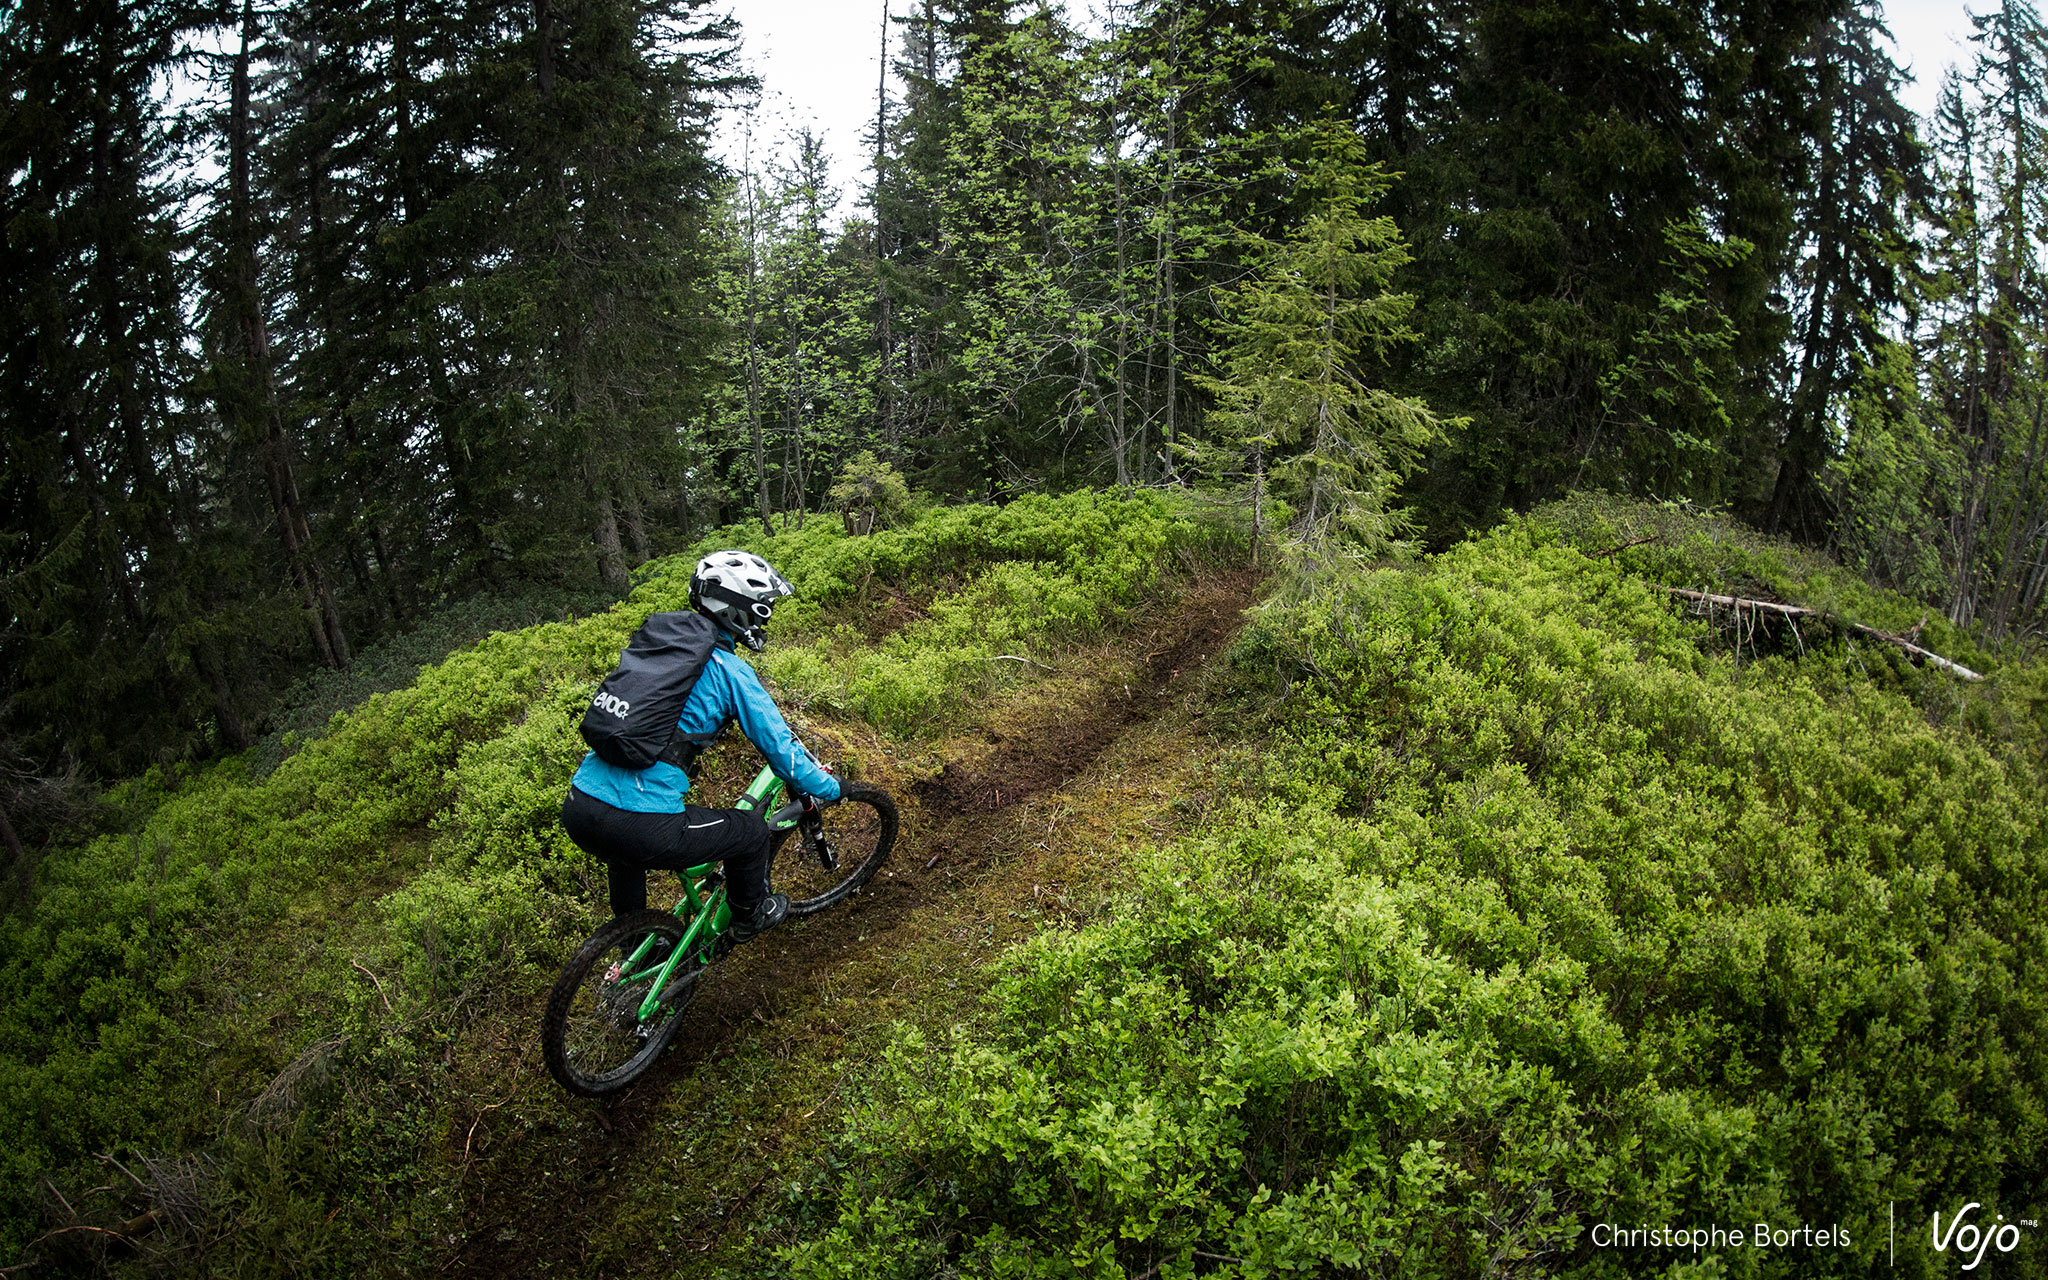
xmin=579 ymin=610 xmax=721 ymax=770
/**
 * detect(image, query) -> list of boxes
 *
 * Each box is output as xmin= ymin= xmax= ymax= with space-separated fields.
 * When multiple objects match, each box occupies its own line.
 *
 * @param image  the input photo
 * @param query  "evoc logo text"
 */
xmin=591 ymin=691 xmax=630 ymax=719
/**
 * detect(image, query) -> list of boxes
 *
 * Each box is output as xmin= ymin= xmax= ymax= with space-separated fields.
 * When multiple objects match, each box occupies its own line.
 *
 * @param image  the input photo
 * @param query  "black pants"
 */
xmin=560 ymin=787 xmax=772 ymax=917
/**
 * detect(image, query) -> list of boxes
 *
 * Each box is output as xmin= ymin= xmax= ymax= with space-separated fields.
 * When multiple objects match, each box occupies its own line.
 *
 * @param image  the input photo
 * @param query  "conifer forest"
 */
xmin=3 ymin=0 xmax=2044 ymax=789
xmin=3 ymin=0 xmax=2048 ymax=1276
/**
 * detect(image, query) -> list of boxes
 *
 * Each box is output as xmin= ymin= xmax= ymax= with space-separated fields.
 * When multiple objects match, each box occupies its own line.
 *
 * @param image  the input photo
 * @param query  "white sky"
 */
xmin=1885 ymin=0 xmax=1981 ymax=114
xmin=712 ymin=0 xmax=1984 ymax=219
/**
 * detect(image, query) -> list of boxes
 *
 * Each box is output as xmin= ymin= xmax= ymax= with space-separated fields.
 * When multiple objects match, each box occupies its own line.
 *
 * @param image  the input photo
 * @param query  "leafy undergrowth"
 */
xmin=0 ymin=491 xmax=1245 ymax=1274
xmin=774 ymin=503 xmax=2048 ymax=1280
xmin=1531 ymin=491 xmax=2010 ymax=679
xmin=431 ymin=569 xmax=1265 ymax=1280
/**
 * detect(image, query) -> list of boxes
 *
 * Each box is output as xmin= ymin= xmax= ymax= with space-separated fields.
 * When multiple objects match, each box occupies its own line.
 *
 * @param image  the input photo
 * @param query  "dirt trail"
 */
xmin=446 ymin=569 xmax=1261 ymax=1279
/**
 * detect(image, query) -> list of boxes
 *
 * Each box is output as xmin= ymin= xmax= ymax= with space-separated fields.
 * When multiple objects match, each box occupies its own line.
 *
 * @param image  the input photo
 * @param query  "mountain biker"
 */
xmin=559 ymin=550 xmax=841 ymax=943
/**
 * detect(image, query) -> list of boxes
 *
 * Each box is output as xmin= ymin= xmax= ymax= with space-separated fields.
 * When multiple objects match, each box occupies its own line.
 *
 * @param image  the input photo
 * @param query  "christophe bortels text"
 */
xmin=1590 ymin=1223 xmax=1851 ymax=1253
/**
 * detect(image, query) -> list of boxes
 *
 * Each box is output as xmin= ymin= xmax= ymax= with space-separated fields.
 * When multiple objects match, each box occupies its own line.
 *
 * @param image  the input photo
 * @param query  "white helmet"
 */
xmin=689 ymin=549 xmax=793 ymax=651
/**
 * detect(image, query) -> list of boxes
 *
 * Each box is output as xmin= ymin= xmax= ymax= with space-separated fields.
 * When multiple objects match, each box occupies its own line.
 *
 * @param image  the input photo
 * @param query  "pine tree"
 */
xmin=1196 ymin=125 xmax=1448 ymax=558
xmin=1401 ymin=0 xmax=1834 ymax=531
xmin=1764 ymin=0 xmax=1925 ymax=538
xmin=931 ymin=0 xmax=1099 ymax=492
xmin=1103 ymin=0 xmax=1276 ymax=485
xmin=764 ymin=130 xmax=857 ymax=525
xmin=875 ymin=0 xmax=965 ymax=472
xmin=1914 ymin=2 xmax=2048 ymax=637
xmin=0 ymin=0 xmax=266 ymax=769
xmin=200 ymin=0 xmax=352 ymax=668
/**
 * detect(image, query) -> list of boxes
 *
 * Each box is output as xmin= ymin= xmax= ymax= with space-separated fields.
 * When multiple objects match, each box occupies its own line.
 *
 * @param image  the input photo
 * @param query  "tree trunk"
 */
xmin=621 ymin=488 xmax=651 ymax=564
xmin=1158 ymin=13 xmax=1181 ymax=483
xmin=193 ymin=644 xmax=255 ymax=751
xmin=1160 ymin=113 xmax=1180 ymax=482
xmin=1767 ymin=86 xmax=1842 ymax=538
xmin=534 ymin=0 xmax=556 ymax=99
xmin=230 ymin=0 xmax=347 ymax=667
xmin=0 ymin=799 xmax=22 ymax=870
xmin=1105 ymin=20 xmax=1131 ymax=487
xmin=1251 ymin=441 xmax=1266 ymax=563
xmin=875 ymin=0 xmax=897 ymax=458
xmin=743 ymin=133 xmax=772 ymax=537
xmin=590 ymin=472 xmax=631 ymax=595
xmin=787 ymin=324 xmax=809 ymax=528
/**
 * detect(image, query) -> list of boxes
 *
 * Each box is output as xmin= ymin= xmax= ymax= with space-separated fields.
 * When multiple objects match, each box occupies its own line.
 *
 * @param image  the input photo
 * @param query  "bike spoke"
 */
xmin=771 ymin=783 xmax=897 ymax=915
xmin=543 ymin=913 xmax=700 ymax=1096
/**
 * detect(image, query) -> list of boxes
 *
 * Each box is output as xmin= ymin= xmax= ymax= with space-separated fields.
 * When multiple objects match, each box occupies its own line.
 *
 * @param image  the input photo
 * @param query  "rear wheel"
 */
xmin=542 ymin=910 xmax=705 ymax=1097
xmin=771 ymin=781 xmax=897 ymax=916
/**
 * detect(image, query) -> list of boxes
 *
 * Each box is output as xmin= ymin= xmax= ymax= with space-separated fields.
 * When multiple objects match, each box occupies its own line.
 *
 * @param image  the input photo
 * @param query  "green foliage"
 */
xmin=787 ymin=510 xmax=2047 ymax=1277
xmin=828 ymin=452 xmax=918 ymax=533
xmin=1525 ymin=492 xmax=2004 ymax=683
xmin=1595 ymin=217 xmax=1754 ymax=498
xmin=1195 ymin=123 xmax=1448 ymax=560
xmin=1825 ymin=341 xmax=1956 ymax=604
xmin=249 ymin=583 xmax=620 ymax=778
xmin=0 ymin=493 xmax=1231 ymax=1265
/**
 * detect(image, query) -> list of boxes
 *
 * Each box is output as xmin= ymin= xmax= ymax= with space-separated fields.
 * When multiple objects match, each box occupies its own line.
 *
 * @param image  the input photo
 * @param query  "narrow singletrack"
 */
xmin=444 ymin=569 xmax=1261 ymax=1279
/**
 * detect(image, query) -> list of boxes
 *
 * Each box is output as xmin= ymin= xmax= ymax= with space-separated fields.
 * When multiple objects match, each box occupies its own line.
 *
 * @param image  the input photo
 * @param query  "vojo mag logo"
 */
xmin=591 ymin=690 xmax=630 ymax=719
xmin=1932 ymin=1203 xmax=2034 ymax=1271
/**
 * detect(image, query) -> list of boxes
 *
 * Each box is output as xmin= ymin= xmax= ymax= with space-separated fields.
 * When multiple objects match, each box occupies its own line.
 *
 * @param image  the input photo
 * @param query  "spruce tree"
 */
xmin=1764 ymin=0 xmax=1924 ymax=538
xmin=0 ymin=0 xmax=262 ymax=769
xmin=1196 ymin=125 xmax=1448 ymax=558
xmin=1913 ymin=3 xmax=2048 ymax=637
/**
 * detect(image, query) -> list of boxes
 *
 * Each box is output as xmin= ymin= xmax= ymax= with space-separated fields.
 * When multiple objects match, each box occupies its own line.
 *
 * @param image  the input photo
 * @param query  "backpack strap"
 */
xmin=657 ymin=717 xmax=732 ymax=777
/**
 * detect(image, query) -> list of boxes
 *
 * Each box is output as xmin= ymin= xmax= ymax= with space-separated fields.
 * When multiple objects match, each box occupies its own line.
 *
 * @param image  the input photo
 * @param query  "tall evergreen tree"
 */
xmin=200 ymin=0 xmax=351 ymax=669
xmin=1764 ymin=0 xmax=1924 ymax=537
xmin=933 ymin=0 xmax=1099 ymax=491
xmin=1400 ymin=0 xmax=1831 ymax=536
xmin=1196 ymin=125 xmax=1448 ymax=557
xmin=1912 ymin=2 xmax=2048 ymax=637
xmin=0 ymin=0 xmax=264 ymax=770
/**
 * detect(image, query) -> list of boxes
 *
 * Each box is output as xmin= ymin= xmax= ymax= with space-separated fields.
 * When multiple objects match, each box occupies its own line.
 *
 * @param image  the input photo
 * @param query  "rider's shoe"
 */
xmin=728 ymin=892 xmax=789 ymax=944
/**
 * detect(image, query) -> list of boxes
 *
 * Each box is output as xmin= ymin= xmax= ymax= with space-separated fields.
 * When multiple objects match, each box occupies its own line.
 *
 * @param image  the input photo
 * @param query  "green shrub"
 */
xmin=788 ymin=518 xmax=2048 ymax=1279
xmin=0 ymin=491 xmax=1232 ymax=1264
xmin=1525 ymin=491 xmax=2001 ymax=678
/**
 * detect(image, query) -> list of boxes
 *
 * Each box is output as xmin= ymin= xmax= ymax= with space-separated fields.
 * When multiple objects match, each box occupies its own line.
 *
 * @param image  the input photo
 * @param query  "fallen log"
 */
xmin=1660 ymin=587 xmax=1984 ymax=680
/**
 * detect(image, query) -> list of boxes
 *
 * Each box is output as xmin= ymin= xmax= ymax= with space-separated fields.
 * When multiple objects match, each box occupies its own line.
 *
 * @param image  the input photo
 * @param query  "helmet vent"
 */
xmin=689 ymin=548 xmax=793 ymax=650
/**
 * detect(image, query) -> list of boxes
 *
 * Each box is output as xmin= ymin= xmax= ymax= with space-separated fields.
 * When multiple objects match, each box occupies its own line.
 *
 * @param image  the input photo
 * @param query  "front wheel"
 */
xmin=542 ymin=910 xmax=705 ymax=1097
xmin=771 ymin=781 xmax=897 ymax=916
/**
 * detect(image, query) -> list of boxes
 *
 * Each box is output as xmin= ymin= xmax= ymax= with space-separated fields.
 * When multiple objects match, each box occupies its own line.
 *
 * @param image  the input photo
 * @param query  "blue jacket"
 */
xmin=570 ymin=638 xmax=841 ymax=813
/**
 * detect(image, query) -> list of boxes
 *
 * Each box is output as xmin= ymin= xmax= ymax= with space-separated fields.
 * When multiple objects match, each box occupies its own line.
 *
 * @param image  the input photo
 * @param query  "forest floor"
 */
xmin=437 ymin=567 xmax=1265 ymax=1279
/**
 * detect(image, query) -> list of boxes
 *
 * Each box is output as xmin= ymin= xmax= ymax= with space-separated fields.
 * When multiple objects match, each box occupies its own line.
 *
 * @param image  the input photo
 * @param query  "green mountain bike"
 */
xmin=541 ymin=766 xmax=898 ymax=1097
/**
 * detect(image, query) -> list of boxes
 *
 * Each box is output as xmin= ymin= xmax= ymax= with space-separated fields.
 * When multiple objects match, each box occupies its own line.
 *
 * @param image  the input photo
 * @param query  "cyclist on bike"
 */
xmin=559 ymin=550 xmax=841 ymax=943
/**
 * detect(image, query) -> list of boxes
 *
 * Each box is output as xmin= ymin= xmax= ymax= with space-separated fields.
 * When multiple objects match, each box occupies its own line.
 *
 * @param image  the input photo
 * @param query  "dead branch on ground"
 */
xmin=1660 ymin=587 xmax=1983 ymax=680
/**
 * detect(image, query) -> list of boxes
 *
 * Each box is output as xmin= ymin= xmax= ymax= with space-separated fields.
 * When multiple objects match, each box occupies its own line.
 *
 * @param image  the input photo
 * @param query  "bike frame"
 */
xmin=620 ymin=763 xmax=811 ymax=1022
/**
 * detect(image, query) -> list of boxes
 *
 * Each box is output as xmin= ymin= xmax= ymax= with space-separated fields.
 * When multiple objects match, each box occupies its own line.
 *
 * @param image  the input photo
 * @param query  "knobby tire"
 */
xmin=542 ymin=783 xmax=897 ymax=1095
xmin=541 ymin=910 xmax=705 ymax=1097
xmin=771 ymin=780 xmax=897 ymax=916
